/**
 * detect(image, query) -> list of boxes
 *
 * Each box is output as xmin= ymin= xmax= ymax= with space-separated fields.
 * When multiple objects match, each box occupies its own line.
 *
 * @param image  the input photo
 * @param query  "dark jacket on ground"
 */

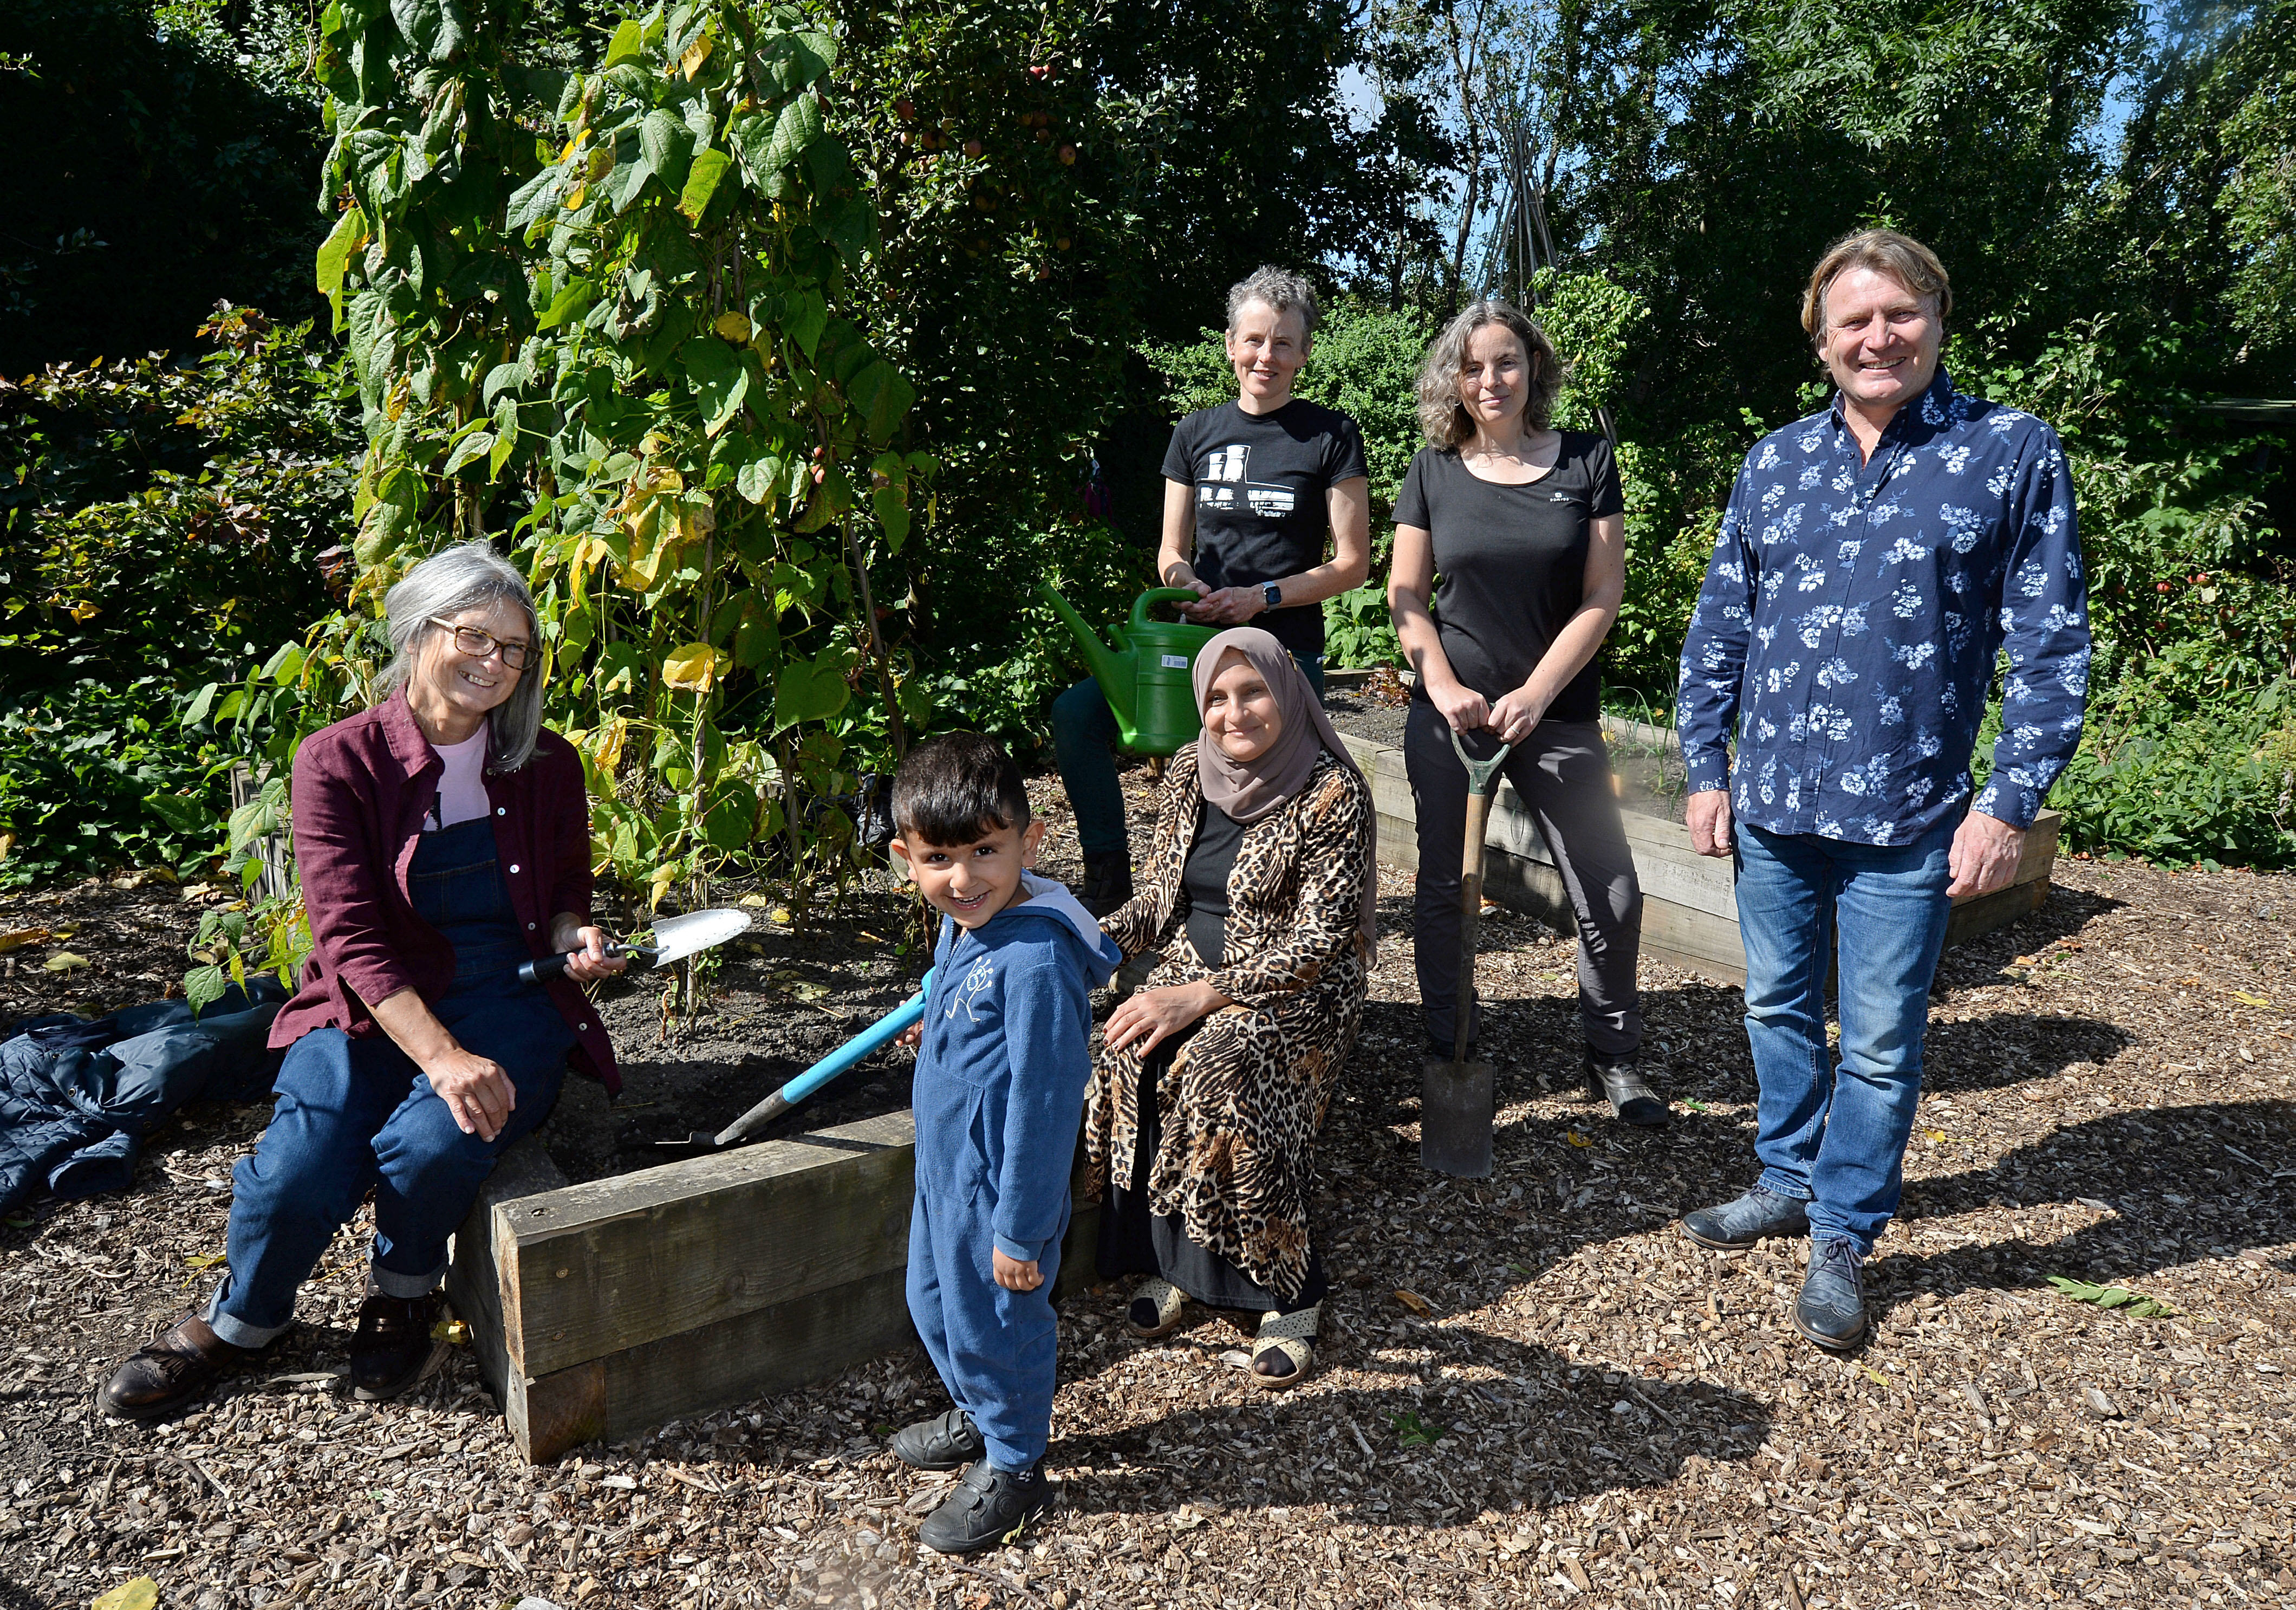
xmin=269 ymin=688 xmax=618 ymax=1093
xmin=0 ymin=980 xmax=284 ymax=1214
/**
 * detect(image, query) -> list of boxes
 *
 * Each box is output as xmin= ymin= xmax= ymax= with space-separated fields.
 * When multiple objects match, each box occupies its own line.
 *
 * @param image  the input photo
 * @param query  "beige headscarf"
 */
xmin=1190 ymin=627 xmax=1378 ymax=956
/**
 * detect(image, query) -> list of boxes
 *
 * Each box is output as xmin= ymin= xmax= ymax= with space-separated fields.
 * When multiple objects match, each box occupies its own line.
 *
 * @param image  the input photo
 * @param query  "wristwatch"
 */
xmin=1260 ymin=581 xmax=1284 ymax=611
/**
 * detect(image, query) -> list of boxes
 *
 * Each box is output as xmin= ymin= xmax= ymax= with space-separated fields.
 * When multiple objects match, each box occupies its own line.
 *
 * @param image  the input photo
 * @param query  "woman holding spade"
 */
xmin=1387 ymin=300 xmax=1663 ymax=1127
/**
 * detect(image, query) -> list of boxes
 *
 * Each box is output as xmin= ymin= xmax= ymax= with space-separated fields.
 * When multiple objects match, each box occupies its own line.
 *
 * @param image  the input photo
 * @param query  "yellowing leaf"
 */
xmin=1565 ymin=1129 xmax=1592 ymax=1147
xmin=184 ymin=1252 xmax=226 ymax=1270
xmin=93 ymin=1578 xmax=160 ymax=1610
xmin=0 ymin=928 xmax=51 ymax=954
xmin=583 ymin=716 xmax=628 ymax=775
xmin=679 ymin=31 xmax=716 ymax=79
xmin=714 ymin=309 xmax=754 ymax=343
xmin=43 ymin=951 xmax=88 ymax=973
xmin=2230 ymin=990 xmax=2271 ymax=1007
xmin=431 ymin=1317 xmax=472 ymax=1346
xmin=662 ymin=642 xmax=725 ymax=692
xmin=647 ymin=864 xmax=679 ymax=911
xmin=1393 ymin=1288 xmax=1433 ymax=1316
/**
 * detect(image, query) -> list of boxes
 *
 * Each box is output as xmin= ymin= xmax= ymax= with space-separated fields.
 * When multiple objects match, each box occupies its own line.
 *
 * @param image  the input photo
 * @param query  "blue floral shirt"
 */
xmin=1676 ymin=369 xmax=2089 ymax=845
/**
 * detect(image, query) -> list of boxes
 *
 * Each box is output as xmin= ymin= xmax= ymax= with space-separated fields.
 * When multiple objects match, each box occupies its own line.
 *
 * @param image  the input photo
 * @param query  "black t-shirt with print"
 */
xmin=1392 ymin=432 xmax=1624 ymax=722
xmin=1161 ymin=398 xmax=1370 ymax=657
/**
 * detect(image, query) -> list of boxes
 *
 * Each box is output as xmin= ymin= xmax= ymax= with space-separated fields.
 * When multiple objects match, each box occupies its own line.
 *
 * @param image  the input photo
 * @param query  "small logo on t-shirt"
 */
xmin=948 ymin=953 xmax=996 ymax=1022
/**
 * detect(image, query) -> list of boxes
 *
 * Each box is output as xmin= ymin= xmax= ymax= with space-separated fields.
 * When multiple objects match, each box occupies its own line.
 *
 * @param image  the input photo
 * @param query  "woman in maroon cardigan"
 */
xmin=100 ymin=542 xmax=625 ymax=1419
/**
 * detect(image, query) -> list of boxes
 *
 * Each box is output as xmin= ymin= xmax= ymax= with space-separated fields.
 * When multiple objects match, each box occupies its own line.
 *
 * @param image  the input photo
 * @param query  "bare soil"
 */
xmin=1 ymin=765 xmax=2290 ymax=1610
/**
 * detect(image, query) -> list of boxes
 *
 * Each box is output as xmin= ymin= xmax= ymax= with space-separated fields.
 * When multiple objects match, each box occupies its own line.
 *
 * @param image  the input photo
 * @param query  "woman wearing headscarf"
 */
xmin=1084 ymin=627 xmax=1375 ymax=1388
xmin=100 ymin=541 xmax=626 ymax=1421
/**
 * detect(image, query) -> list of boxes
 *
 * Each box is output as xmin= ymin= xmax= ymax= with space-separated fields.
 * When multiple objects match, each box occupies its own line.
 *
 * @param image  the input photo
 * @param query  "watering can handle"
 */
xmin=1449 ymin=726 xmax=1513 ymax=797
xmin=1131 ymin=587 xmax=1208 ymax=628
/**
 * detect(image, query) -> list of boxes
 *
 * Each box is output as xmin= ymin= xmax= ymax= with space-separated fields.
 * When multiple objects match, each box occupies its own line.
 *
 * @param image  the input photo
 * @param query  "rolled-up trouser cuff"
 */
xmin=201 ymin=1283 xmax=292 ymax=1350
xmin=372 ymin=1259 xmax=447 ymax=1300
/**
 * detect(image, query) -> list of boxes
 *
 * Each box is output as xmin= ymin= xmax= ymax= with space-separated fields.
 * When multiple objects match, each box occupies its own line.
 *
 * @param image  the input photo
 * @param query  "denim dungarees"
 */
xmin=203 ymin=815 xmax=579 ymax=1346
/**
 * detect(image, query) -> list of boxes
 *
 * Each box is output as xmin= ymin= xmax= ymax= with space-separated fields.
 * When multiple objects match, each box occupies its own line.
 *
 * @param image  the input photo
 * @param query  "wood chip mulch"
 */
xmin=2 ymin=777 xmax=2291 ymax=1610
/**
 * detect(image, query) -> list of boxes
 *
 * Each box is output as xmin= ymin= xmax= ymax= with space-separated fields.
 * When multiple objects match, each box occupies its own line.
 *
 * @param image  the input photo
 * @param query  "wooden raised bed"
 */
xmin=1334 ymin=723 xmax=2060 ymax=986
xmin=447 ymin=1112 xmax=1100 ymax=1463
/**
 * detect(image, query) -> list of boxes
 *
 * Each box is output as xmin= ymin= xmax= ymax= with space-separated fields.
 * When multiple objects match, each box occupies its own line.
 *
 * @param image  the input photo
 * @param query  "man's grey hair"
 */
xmin=1225 ymin=265 xmax=1320 ymax=339
xmin=376 ymin=540 xmax=545 ymax=772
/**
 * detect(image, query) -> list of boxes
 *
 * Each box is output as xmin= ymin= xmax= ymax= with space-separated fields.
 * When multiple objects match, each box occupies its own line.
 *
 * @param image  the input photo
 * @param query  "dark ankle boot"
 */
xmin=98 ymin=1311 xmax=248 ymax=1420
xmin=350 ymin=1284 xmax=445 ymax=1402
xmin=1078 ymin=852 xmax=1133 ymax=918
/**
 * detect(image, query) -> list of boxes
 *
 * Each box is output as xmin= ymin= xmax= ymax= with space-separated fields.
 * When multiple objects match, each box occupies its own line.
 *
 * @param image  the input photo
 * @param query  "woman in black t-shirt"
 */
xmin=1387 ymin=299 xmax=1663 ymax=1126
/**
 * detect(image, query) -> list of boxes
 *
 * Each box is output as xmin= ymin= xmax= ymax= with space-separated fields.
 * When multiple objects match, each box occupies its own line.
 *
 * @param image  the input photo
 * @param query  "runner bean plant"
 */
xmin=187 ymin=0 xmax=930 ymax=1007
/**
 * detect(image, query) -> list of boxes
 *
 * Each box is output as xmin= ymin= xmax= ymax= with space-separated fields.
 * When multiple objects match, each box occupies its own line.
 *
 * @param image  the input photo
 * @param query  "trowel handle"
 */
xmin=517 ymin=942 xmax=648 ymax=986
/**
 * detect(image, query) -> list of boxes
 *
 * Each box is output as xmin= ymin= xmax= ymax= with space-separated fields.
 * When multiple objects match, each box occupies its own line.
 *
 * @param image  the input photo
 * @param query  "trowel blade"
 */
xmin=1421 ymin=1058 xmax=1495 ymax=1178
xmin=647 ymin=907 xmax=752 ymax=966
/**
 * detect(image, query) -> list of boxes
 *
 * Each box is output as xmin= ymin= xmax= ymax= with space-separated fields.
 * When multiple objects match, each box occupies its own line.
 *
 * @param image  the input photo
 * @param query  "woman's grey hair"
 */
xmin=1415 ymin=298 xmax=1567 ymax=449
xmin=1226 ymin=265 xmax=1320 ymax=339
xmin=376 ymin=540 xmax=545 ymax=773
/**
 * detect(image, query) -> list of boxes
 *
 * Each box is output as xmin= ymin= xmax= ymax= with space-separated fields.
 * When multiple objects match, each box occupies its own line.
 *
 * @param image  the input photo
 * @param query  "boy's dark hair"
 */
xmin=892 ymin=732 xmax=1031 ymax=846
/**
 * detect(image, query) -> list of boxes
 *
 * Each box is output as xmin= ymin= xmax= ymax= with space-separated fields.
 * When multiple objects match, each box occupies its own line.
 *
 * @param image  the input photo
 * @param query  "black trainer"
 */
xmin=891 ymin=1407 xmax=985 ymax=1472
xmin=1078 ymin=853 xmax=1133 ymax=918
xmin=918 ymin=1460 xmax=1054 ymax=1555
xmin=1585 ymin=1053 xmax=1669 ymax=1127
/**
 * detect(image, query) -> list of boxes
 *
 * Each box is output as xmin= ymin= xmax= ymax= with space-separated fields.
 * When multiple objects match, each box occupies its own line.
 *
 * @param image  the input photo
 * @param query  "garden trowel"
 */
xmin=516 ymin=906 xmax=752 ymax=985
xmin=1423 ymin=728 xmax=1510 ymax=1178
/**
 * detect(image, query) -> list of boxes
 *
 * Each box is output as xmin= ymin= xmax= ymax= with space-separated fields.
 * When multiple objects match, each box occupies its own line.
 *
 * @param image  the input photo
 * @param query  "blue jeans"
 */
xmin=1052 ymin=651 xmax=1324 ymax=859
xmin=1733 ymin=818 xmax=1955 ymax=1257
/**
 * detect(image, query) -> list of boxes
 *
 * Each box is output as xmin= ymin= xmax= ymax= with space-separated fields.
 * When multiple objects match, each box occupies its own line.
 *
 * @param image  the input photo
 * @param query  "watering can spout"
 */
xmin=1040 ymin=585 xmax=1125 ymax=693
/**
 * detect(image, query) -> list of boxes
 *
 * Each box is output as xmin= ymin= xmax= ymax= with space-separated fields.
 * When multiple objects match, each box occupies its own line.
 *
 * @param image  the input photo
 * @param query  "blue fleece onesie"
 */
xmin=908 ymin=871 xmax=1123 ymax=1473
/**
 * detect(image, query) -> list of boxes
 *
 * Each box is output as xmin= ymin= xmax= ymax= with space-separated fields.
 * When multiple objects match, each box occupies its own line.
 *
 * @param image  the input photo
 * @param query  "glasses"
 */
xmin=429 ymin=618 xmax=532 ymax=671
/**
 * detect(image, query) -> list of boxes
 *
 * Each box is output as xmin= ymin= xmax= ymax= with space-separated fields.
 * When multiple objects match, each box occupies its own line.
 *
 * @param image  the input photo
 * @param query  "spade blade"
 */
xmin=1421 ymin=1058 xmax=1494 ymax=1178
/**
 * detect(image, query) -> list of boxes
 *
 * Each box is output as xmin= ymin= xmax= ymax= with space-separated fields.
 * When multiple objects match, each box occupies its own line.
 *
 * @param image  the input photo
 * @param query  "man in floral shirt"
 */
xmin=1675 ymin=229 xmax=2089 ymax=1349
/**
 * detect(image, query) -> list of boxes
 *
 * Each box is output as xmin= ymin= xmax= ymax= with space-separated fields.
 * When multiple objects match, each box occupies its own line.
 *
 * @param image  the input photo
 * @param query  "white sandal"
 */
xmin=1126 ymin=1277 xmax=1186 ymax=1339
xmin=1250 ymin=1304 xmax=1319 ymax=1390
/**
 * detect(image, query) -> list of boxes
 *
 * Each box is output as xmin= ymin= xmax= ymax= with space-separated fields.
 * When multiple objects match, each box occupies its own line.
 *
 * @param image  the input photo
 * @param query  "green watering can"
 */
xmin=1041 ymin=585 xmax=1220 ymax=755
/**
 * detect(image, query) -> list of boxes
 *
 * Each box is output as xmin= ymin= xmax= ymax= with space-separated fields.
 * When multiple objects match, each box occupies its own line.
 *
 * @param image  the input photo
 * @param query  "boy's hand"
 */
xmin=895 ymin=1023 xmax=922 ymax=1049
xmin=992 ymin=1249 xmax=1043 ymax=1291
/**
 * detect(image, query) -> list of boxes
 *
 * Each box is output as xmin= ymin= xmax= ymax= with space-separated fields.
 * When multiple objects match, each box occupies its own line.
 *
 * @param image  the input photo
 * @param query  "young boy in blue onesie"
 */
xmin=884 ymin=733 xmax=1123 ymax=1554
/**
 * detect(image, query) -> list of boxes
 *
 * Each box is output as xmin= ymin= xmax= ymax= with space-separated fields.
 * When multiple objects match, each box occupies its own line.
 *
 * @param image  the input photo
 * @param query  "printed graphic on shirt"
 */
xmin=948 ymin=952 xmax=997 ymax=1023
xmin=1197 ymin=443 xmax=1298 ymax=518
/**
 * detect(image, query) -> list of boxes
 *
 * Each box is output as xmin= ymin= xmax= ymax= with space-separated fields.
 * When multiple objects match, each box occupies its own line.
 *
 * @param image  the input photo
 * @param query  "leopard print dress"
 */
xmin=1082 ymin=744 xmax=1372 ymax=1301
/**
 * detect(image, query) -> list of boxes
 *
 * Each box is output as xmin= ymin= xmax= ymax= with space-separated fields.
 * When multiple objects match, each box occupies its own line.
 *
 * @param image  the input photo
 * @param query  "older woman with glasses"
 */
xmin=100 ymin=541 xmax=626 ymax=1420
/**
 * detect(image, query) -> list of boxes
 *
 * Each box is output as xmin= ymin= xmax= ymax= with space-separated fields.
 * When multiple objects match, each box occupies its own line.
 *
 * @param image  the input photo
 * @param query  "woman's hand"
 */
xmin=1183 ymin=585 xmax=1265 ymax=625
xmin=1103 ymin=980 xmax=1227 ymax=1057
xmin=550 ymin=918 xmax=628 ymax=985
xmin=1487 ymin=683 xmax=1549 ymax=744
xmin=425 ymin=1046 xmax=517 ymax=1141
xmin=1427 ymin=674 xmax=1491 ymax=735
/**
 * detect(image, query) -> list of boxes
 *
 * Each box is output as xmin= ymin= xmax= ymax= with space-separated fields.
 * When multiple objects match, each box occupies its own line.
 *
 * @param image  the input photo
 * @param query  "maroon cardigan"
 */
xmin=268 ymin=688 xmax=620 ymax=1095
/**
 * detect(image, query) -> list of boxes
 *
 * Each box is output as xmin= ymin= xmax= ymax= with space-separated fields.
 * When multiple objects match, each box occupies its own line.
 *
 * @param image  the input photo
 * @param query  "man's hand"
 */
xmin=1428 ymin=677 xmax=1491 ymax=735
xmin=1181 ymin=585 xmax=1266 ymax=625
xmin=1687 ymin=789 xmax=1734 ymax=859
xmin=1948 ymin=810 xmax=2025 ymax=898
xmin=426 ymin=1047 xmax=516 ymax=1141
xmin=1103 ymin=981 xmax=1225 ymax=1057
xmin=992 ymin=1249 xmax=1043 ymax=1291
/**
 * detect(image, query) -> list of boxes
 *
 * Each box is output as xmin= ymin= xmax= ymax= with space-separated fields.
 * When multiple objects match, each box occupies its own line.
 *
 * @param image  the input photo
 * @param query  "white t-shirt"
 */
xmin=427 ymin=729 xmax=492 ymax=829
